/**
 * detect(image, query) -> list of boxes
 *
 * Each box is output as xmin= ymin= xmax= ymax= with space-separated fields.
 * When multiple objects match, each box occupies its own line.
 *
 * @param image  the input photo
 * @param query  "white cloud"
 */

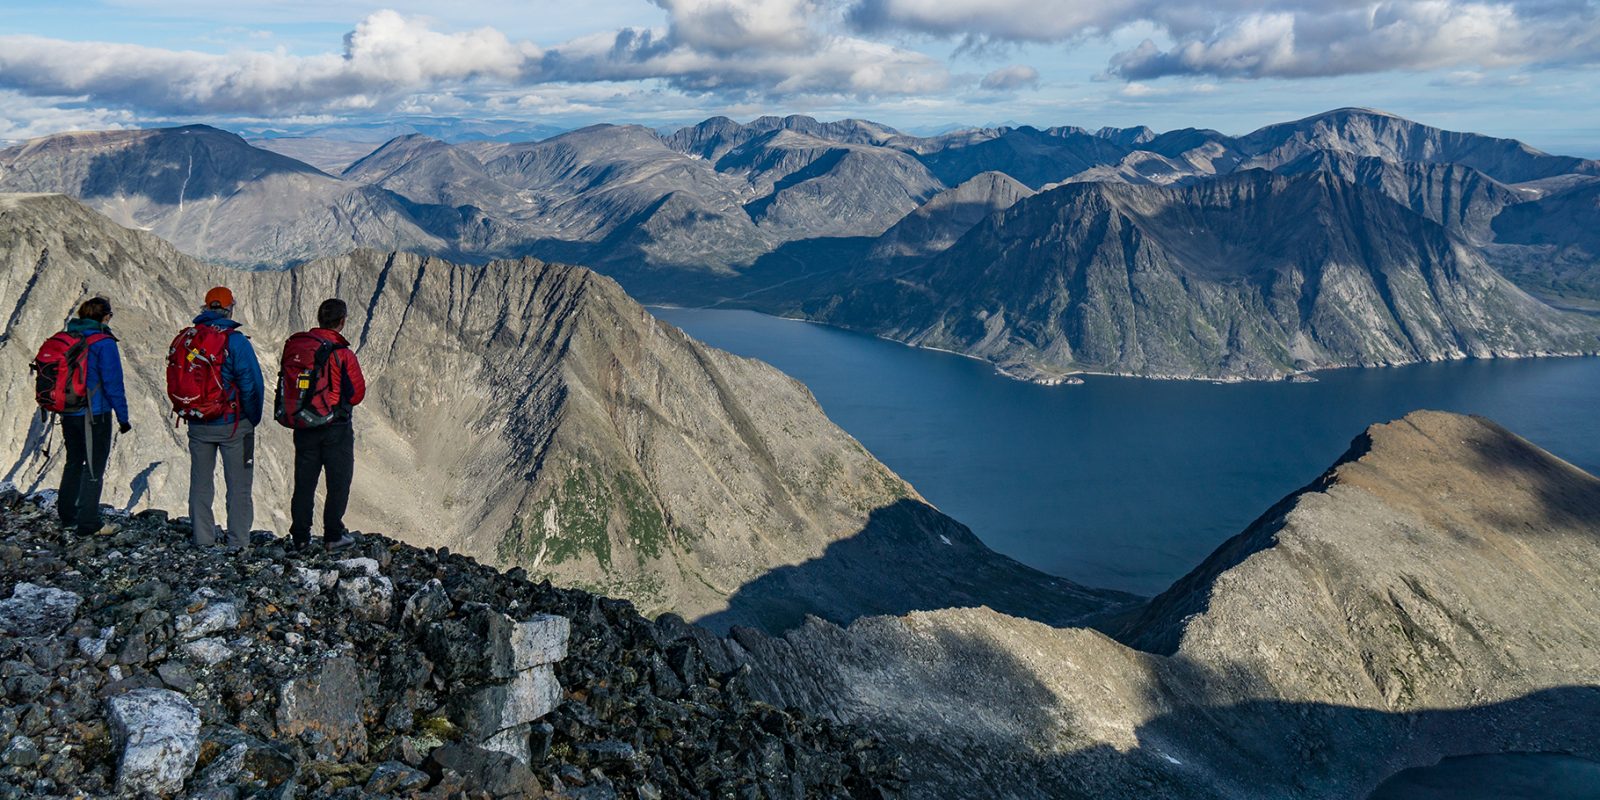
xmin=979 ymin=65 xmax=1041 ymax=91
xmin=652 ymin=0 xmax=827 ymax=54
xmin=849 ymin=0 xmax=1148 ymax=42
xmin=0 ymin=7 xmax=947 ymax=117
xmin=0 ymin=92 xmax=140 ymax=142
xmin=845 ymin=0 xmax=1600 ymax=80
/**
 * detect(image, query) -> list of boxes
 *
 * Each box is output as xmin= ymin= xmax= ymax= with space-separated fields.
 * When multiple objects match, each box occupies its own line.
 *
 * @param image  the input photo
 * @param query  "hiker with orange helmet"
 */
xmin=166 ymin=286 xmax=263 ymax=548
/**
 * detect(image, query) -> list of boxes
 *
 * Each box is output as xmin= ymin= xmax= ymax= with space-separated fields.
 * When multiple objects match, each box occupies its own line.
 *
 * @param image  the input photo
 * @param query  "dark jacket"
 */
xmin=61 ymin=318 xmax=129 ymax=424
xmin=188 ymin=310 xmax=264 ymax=427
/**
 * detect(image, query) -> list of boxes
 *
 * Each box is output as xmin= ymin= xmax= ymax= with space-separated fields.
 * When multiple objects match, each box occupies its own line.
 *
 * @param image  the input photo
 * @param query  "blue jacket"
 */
xmin=61 ymin=318 xmax=130 ymax=425
xmin=188 ymin=311 xmax=263 ymax=427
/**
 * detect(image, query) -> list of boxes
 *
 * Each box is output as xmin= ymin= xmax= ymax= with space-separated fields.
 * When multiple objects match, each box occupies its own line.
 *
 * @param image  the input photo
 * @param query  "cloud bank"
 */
xmin=845 ymin=0 xmax=1600 ymax=79
xmin=0 ymin=0 xmax=1594 ymax=130
xmin=0 ymin=6 xmax=948 ymax=117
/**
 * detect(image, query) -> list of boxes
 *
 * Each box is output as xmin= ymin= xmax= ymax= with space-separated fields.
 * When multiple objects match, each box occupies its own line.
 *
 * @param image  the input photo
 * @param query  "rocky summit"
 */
xmin=0 ymin=489 xmax=904 ymax=798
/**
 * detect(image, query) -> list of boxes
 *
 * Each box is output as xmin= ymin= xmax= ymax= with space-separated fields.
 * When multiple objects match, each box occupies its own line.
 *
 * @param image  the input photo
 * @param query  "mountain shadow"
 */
xmin=718 ymin=613 xmax=1600 ymax=799
xmin=693 ymin=497 xmax=1140 ymax=635
xmin=1019 ymin=686 xmax=1600 ymax=800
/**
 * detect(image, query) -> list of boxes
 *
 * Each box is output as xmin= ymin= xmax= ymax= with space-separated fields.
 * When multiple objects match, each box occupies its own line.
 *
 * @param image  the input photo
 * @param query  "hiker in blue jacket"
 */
xmin=59 ymin=297 xmax=131 ymax=536
xmin=186 ymin=286 xmax=264 ymax=548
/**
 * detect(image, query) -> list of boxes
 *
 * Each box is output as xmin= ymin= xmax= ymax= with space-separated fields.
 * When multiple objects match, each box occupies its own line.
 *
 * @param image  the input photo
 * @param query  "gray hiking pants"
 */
xmin=188 ymin=420 xmax=255 ymax=546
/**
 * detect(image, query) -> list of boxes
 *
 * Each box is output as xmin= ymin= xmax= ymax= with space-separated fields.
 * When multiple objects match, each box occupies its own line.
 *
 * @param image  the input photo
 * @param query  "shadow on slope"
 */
xmin=724 ymin=609 xmax=1600 ymax=799
xmin=1022 ymin=685 xmax=1600 ymax=800
xmin=694 ymin=498 xmax=1139 ymax=635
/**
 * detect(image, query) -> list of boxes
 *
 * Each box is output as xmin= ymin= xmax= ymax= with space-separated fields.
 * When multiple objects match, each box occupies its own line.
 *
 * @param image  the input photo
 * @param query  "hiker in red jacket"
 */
xmin=276 ymin=298 xmax=366 ymax=552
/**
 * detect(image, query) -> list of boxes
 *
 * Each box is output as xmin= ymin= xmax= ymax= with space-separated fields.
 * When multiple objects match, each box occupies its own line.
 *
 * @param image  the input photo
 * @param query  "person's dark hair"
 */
xmin=77 ymin=297 xmax=113 ymax=321
xmin=317 ymin=298 xmax=348 ymax=329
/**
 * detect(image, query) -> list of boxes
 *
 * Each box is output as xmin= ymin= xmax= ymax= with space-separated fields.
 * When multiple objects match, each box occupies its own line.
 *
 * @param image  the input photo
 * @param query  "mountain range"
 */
xmin=800 ymin=170 xmax=1598 ymax=380
xmin=2 ymin=108 xmax=1598 ymax=380
xmin=0 ymin=192 xmax=1130 ymax=633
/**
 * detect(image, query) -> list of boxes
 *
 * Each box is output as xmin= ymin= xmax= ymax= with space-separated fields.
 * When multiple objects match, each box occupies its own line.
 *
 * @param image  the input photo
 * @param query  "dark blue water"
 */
xmin=1369 ymin=753 xmax=1600 ymax=799
xmin=654 ymin=307 xmax=1600 ymax=596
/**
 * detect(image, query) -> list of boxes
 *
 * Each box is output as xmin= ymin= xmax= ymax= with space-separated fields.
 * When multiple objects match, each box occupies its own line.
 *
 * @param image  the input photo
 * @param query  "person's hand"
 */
xmin=118 ymin=421 xmax=132 ymax=434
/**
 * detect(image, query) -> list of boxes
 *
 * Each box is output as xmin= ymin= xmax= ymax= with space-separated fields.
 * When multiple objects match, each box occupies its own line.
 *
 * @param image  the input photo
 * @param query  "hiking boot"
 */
xmin=91 ymin=523 xmax=121 ymax=536
xmin=324 ymin=533 xmax=358 ymax=552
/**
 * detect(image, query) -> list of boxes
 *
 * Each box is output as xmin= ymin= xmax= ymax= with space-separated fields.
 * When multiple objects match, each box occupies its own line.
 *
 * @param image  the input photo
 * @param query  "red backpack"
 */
xmin=166 ymin=325 xmax=236 ymax=422
xmin=275 ymin=331 xmax=348 ymax=429
xmin=30 ymin=331 xmax=111 ymax=413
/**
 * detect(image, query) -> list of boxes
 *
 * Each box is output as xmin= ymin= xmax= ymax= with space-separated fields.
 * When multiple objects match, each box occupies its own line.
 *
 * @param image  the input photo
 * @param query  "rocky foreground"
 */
xmin=0 ymin=491 xmax=903 ymax=799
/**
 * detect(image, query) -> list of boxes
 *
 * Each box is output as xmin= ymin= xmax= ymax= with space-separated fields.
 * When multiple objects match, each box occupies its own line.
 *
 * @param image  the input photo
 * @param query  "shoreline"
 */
xmin=645 ymin=304 xmax=1600 ymax=387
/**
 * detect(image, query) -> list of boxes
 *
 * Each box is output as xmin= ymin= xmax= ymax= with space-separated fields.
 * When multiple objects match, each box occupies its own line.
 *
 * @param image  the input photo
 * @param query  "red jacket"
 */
xmin=307 ymin=328 xmax=365 ymax=410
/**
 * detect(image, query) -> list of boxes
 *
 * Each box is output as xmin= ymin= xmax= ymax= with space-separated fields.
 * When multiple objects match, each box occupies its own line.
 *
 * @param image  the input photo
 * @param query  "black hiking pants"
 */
xmin=59 ymin=412 xmax=112 ymax=534
xmin=290 ymin=422 xmax=354 ymax=546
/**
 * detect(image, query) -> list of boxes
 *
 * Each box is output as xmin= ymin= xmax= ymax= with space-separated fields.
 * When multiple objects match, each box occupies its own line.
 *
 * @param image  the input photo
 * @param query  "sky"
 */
xmin=0 ymin=0 xmax=1596 ymax=154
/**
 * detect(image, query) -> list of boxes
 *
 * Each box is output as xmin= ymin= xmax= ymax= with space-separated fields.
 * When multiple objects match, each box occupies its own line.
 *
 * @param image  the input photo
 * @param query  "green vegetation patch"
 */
xmin=497 ymin=464 xmax=676 ymax=572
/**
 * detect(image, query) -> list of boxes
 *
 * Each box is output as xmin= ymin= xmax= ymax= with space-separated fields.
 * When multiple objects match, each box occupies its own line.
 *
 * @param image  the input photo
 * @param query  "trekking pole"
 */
xmin=31 ymin=409 xmax=56 ymax=483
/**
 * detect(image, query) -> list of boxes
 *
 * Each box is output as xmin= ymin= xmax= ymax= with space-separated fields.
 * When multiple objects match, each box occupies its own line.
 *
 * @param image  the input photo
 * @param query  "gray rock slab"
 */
xmin=106 ymin=687 xmax=201 ymax=797
xmin=0 ymin=582 xmax=82 ymax=637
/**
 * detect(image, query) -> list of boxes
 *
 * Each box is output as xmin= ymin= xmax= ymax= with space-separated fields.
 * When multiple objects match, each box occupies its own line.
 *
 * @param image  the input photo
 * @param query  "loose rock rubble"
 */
xmin=0 ymin=491 xmax=904 ymax=798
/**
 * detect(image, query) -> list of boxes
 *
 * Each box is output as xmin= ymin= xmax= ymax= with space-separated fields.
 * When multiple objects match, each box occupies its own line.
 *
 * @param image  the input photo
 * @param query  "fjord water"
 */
xmin=1368 ymin=753 xmax=1600 ymax=799
xmin=655 ymin=307 xmax=1600 ymax=597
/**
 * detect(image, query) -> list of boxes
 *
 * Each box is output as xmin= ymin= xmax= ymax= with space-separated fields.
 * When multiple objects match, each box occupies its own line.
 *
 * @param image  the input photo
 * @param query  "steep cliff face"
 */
xmin=805 ymin=171 xmax=1599 ymax=381
xmin=1270 ymin=151 xmax=1525 ymax=245
xmin=1483 ymin=180 xmax=1600 ymax=307
xmin=697 ymin=412 xmax=1600 ymax=798
xmin=869 ymin=172 xmax=1035 ymax=261
xmin=0 ymin=193 xmax=1128 ymax=632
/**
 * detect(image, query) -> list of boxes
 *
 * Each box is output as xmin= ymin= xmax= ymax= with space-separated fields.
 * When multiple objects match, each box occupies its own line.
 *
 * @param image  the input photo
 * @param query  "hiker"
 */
xmin=167 ymin=287 xmax=263 ymax=548
xmin=33 ymin=297 xmax=131 ymax=536
xmin=276 ymin=298 xmax=365 ymax=552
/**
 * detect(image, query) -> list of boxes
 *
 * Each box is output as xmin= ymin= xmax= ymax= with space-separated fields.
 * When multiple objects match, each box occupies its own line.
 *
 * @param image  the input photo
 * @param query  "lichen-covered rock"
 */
xmin=274 ymin=656 xmax=369 ymax=762
xmin=481 ymin=723 xmax=533 ymax=765
xmin=105 ymin=688 xmax=200 ymax=797
xmin=425 ymin=744 xmax=544 ymax=798
xmin=424 ymin=605 xmax=570 ymax=683
xmin=336 ymin=575 xmax=394 ymax=623
xmin=366 ymin=760 xmax=429 ymax=793
xmin=176 ymin=592 xmax=240 ymax=641
xmin=0 ymin=582 xmax=81 ymax=637
xmin=181 ymin=637 xmax=234 ymax=666
xmin=513 ymin=614 xmax=571 ymax=669
xmin=402 ymin=578 xmax=451 ymax=628
xmin=451 ymin=664 xmax=563 ymax=740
